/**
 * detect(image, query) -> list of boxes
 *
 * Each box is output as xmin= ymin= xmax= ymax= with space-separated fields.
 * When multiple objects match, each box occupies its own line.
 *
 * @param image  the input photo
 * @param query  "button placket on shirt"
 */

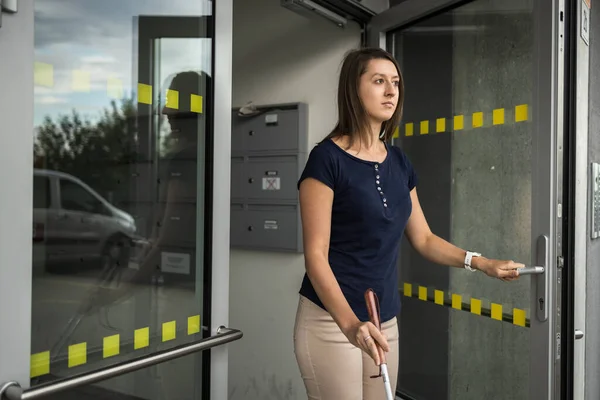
xmin=374 ymin=163 xmax=388 ymax=208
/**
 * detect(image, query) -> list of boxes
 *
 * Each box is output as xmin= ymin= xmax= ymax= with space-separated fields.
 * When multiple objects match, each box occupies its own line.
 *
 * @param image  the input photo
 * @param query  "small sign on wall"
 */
xmin=582 ymin=0 xmax=591 ymax=46
xmin=161 ymin=252 xmax=191 ymax=275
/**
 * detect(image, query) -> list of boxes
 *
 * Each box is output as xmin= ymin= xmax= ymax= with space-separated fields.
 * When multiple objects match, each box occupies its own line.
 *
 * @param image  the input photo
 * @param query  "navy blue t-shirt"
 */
xmin=297 ymin=138 xmax=418 ymax=323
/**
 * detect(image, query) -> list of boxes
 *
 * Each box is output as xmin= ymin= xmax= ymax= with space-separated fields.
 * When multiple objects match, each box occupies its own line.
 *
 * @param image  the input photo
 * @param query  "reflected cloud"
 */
xmin=34 ymin=0 xmax=212 ymax=125
xmin=35 ymin=95 xmax=69 ymax=105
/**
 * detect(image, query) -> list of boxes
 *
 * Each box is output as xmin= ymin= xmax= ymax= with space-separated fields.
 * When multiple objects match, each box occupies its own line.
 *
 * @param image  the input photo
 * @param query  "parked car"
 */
xmin=32 ymin=169 xmax=137 ymax=273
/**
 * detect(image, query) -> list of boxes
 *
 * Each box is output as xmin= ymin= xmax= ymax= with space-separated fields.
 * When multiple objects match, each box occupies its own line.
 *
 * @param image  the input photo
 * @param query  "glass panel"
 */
xmin=32 ymin=1 xmax=212 ymax=399
xmin=389 ymin=1 xmax=533 ymax=399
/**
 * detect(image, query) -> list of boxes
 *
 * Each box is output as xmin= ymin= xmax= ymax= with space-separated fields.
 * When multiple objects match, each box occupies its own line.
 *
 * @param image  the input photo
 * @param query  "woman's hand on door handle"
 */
xmin=476 ymin=258 xmax=524 ymax=281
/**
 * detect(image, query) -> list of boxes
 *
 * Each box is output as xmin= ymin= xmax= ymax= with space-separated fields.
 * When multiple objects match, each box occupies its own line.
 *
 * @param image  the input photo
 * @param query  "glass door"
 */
xmin=0 ymin=1 xmax=234 ymax=399
xmin=369 ymin=1 xmax=563 ymax=399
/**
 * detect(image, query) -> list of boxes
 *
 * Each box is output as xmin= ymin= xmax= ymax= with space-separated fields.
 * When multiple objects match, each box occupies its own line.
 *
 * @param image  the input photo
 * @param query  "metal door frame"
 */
xmin=569 ymin=0 xmax=590 ymax=398
xmin=366 ymin=0 xmax=565 ymax=399
xmin=135 ymin=14 xmax=213 ymax=400
xmin=211 ymin=1 xmax=234 ymax=398
xmin=0 ymin=1 xmax=235 ymax=399
xmin=0 ymin=0 xmax=35 ymax=389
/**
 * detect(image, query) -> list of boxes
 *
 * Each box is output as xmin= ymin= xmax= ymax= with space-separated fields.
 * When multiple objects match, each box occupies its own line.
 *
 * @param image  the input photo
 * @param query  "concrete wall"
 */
xmin=228 ymin=1 xmax=362 ymax=399
xmin=394 ymin=2 xmax=533 ymax=399
xmin=449 ymin=7 xmax=532 ymax=400
xmin=586 ymin=2 xmax=600 ymax=399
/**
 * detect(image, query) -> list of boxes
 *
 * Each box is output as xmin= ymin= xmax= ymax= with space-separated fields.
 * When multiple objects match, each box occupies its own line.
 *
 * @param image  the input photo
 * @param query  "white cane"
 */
xmin=379 ymin=364 xmax=394 ymax=400
xmin=365 ymin=288 xmax=394 ymax=400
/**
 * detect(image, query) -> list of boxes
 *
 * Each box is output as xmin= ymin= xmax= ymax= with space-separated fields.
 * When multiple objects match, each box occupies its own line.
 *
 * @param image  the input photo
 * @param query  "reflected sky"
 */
xmin=34 ymin=0 xmax=212 ymax=126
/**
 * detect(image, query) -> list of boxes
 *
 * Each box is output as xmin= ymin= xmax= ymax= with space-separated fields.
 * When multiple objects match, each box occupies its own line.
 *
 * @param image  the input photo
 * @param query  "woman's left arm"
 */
xmin=404 ymin=188 xmax=523 ymax=281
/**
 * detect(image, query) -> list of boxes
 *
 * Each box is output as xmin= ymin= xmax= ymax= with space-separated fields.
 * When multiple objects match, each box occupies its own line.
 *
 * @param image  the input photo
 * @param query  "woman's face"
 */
xmin=358 ymin=58 xmax=400 ymax=124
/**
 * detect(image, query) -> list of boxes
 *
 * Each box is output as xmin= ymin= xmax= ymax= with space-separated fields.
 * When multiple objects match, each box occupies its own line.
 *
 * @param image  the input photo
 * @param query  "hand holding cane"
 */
xmin=365 ymin=288 xmax=394 ymax=400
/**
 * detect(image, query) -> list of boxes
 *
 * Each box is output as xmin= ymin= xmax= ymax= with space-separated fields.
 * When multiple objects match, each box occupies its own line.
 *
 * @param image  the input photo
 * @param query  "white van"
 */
xmin=32 ymin=169 xmax=137 ymax=273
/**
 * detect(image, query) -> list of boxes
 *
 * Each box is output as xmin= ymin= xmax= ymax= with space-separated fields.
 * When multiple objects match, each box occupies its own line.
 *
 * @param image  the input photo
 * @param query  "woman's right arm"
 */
xmin=299 ymin=177 xmax=390 ymax=365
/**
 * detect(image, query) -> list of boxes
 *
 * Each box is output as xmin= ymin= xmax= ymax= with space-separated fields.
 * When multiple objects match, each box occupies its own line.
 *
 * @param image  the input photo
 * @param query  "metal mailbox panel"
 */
xmin=230 ymin=203 xmax=247 ymax=248
xmin=130 ymin=162 xmax=156 ymax=203
xmin=230 ymin=205 xmax=299 ymax=251
xmin=231 ymin=114 xmax=247 ymax=154
xmin=232 ymin=109 xmax=299 ymax=153
xmin=244 ymin=157 xmax=298 ymax=202
xmin=157 ymin=159 xmax=198 ymax=203
xmin=157 ymin=202 xmax=197 ymax=248
xmin=230 ymin=157 xmax=244 ymax=201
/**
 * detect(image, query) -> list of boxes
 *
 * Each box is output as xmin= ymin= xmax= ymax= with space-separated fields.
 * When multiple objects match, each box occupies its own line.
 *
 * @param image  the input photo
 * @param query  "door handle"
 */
xmin=518 ymin=266 xmax=545 ymax=275
xmin=575 ymin=330 xmax=584 ymax=340
xmin=0 ymin=327 xmax=243 ymax=400
xmin=534 ymin=235 xmax=549 ymax=322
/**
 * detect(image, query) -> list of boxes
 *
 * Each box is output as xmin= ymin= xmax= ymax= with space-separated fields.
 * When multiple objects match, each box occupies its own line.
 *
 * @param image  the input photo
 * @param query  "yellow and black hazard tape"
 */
xmin=392 ymin=104 xmax=530 ymax=138
xmin=35 ymin=61 xmax=526 ymax=128
xmin=34 ymin=61 xmax=204 ymax=113
xmin=401 ymin=282 xmax=530 ymax=328
xmin=29 ymin=314 xmax=202 ymax=379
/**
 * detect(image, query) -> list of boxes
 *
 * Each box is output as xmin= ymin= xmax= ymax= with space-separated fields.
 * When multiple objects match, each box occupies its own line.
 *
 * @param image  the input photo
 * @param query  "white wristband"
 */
xmin=464 ymin=251 xmax=481 ymax=272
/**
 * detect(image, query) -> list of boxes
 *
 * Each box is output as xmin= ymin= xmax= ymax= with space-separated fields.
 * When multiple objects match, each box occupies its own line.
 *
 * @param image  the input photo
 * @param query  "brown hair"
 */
xmin=323 ymin=47 xmax=404 ymax=149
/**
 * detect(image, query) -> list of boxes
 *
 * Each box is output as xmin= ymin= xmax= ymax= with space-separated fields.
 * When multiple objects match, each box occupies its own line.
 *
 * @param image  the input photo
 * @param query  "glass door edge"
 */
xmin=210 ymin=0 xmax=233 ymax=399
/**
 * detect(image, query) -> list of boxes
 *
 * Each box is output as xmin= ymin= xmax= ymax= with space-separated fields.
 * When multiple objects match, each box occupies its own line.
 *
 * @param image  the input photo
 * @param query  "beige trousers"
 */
xmin=293 ymin=295 xmax=399 ymax=400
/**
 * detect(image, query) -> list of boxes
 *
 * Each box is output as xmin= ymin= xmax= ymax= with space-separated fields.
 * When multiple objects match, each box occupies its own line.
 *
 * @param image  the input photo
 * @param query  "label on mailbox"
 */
xmin=264 ymin=220 xmax=279 ymax=230
xmin=265 ymin=113 xmax=278 ymax=125
xmin=263 ymin=176 xmax=280 ymax=190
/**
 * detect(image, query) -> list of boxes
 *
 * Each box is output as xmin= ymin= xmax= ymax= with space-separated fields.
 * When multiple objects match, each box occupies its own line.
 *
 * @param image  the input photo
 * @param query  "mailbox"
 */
xmin=230 ymin=102 xmax=308 ymax=252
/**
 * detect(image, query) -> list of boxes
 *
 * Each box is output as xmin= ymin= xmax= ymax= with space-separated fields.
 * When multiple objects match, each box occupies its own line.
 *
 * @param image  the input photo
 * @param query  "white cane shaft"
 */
xmin=380 ymin=364 xmax=394 ymax=400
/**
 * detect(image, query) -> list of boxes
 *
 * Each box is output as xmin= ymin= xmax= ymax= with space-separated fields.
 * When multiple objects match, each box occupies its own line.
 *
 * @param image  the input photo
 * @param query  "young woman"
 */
xmin=293 ymin=47 xmax=524 ymax=400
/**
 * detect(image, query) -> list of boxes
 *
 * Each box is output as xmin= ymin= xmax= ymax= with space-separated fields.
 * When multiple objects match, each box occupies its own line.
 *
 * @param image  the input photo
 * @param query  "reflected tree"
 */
xmin=33 ymin=98 xmax=173 ymax=202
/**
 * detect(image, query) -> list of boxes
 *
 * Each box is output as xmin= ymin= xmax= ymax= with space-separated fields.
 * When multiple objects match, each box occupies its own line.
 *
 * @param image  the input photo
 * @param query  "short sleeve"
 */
xmin=298 ymin=143 xmax=336 ymax=190
xmin=394 ymin=146 xmax=418 ymax=190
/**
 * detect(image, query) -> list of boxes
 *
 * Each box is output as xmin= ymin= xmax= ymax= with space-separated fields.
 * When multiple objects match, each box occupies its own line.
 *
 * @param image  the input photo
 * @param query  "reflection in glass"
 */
xmin=31 ymin=1 xmax=212 ymax=398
